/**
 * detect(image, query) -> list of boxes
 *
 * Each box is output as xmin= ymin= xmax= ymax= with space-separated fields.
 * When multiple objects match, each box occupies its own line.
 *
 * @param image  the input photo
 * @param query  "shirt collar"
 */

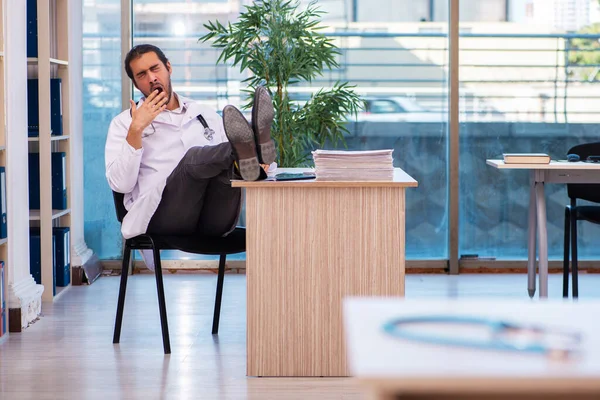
xmin=168 ymin=93 xmax=187 ymax=114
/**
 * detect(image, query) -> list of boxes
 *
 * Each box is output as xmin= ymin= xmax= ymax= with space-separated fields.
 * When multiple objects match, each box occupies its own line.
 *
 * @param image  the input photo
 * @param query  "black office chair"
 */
xmin=111 ymin=191 xmax=246 ymax=354
xmin=563 ymin=141 xmax=600 ymax=298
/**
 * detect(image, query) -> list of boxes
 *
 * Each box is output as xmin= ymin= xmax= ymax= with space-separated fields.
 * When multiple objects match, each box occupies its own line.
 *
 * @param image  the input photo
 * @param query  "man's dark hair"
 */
xmin=124 ymin=44 xmax=169 ymax=81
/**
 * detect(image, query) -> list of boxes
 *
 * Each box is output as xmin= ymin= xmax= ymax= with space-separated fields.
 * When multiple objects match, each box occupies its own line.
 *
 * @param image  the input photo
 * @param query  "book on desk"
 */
xmin=503 ymin=153 xmax=550 ymax=164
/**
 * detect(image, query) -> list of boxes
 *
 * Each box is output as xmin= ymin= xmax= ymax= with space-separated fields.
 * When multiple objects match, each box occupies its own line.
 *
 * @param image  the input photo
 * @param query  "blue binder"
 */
xmin=53 ymin=227 xmax=70 ymax=287
xmin=27 ymin=0 xmax=38 ymax=58
xmin=28 ymin=152 xmax=68 ymax=210
xmin=27 ymin=78 xmax=63 ymax=136
xmin=0 ymin=167 xmax=6 ymax=239
xmin=28 ymin=154 xmax=40 ymax=210
xmin=27 ymin=79 xmax=39 ymax=136
xmin=50 ymin=79 xmax=63 ymax=136
xmin=29 ymin=228 xmax=56 ymax=295
xmin=0 ymin=261 xmax=5 ymax=336
xmin=51 ymin=152 xmax=67 ymax=210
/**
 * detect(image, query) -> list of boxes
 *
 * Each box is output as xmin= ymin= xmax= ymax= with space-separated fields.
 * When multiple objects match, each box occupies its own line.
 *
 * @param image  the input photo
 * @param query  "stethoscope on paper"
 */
xmin=382 ymin=315 xmax=582 ymax=358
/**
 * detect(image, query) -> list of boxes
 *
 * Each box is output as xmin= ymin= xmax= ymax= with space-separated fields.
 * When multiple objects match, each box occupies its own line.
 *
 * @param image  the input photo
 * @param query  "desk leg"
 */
xmin=527 ymin=176 xmax=537 ymax=298
xmin=535 ymin=182 xmax=548 ymax=298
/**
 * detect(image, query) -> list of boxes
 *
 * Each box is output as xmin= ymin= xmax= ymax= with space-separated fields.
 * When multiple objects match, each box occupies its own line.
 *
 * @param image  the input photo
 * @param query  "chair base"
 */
xmin=112 ymin=238 xmax=230 ymax=353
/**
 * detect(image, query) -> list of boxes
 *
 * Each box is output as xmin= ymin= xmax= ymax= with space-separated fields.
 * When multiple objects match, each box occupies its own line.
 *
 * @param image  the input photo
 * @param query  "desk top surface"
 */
xmin=344 ymin=298 xmax=600 ymax=393
xmin=232 ymin=167 xmax=418 ymax=188
xmin=487 ymin=159 xmax=600 ymax=170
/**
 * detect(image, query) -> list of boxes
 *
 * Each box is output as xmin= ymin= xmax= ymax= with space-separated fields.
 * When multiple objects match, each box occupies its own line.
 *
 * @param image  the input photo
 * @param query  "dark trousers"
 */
xmin=147 ymin=142 xmax=241 ymax=237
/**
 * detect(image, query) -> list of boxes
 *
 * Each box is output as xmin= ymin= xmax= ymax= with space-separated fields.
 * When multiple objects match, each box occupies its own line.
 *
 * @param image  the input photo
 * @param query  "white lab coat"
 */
xmin=105 ymin=94 xmax=228 ymax=239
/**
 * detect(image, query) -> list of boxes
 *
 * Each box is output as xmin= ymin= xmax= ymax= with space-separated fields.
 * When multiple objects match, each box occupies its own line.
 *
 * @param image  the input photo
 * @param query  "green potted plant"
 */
xmin=200 ymin=0 xmax=364 ymax=167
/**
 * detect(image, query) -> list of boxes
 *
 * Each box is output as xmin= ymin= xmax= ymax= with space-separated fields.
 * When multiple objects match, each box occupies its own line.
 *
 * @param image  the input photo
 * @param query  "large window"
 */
xmin=83 ymin=0 xmax=600 ymax=264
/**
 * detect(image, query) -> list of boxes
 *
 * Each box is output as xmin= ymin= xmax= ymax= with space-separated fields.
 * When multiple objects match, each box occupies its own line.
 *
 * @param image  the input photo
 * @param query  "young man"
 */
xmin=105 ymin=44 xmax=275 ymax=269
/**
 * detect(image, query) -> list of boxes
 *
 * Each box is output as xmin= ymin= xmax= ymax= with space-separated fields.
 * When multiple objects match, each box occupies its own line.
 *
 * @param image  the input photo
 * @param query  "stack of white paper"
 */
xmin=312 ymin=149 xmax=394 ymax=180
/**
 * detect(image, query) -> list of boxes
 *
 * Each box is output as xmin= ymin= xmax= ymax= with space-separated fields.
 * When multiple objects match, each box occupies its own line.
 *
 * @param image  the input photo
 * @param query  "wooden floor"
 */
xmin=1 ymin=272 xmax=599 ymax=400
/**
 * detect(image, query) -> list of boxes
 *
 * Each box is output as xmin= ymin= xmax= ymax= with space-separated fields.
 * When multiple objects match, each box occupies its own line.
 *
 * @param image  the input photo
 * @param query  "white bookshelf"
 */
xmin=27 ymin=57 xmax=68 ymax=66
xmin=28 ymin=0 xmax=72 ymax=302
xmin=29 ymin=209 xmax=71 ymax=221
xmin=28 ymin=135 xmax=70 ymax=142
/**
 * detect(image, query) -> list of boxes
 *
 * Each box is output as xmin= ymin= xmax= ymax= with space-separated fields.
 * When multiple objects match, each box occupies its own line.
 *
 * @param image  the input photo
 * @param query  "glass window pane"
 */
xmin=459 ymin=0 xmax=600 ymax=260
xmin=83 ymin=0 xmax=123 ymax=259
xmin=339 ymin=4 xmax=449 ymax=259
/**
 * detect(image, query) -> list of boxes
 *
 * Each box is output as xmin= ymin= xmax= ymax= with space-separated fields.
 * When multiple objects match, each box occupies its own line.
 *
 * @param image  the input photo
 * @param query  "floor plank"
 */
xmin=0 ymin=273 xmax=598 ymax=399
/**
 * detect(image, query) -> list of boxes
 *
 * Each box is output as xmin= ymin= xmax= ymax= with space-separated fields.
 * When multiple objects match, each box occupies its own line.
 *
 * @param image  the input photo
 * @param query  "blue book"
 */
xmin=0 ymin=167 xmax=6 ymax=239
xmin=27 ymin=0 xmax=37 ymax=58
xmin=53 ymin=227 xmax=70 ymax=287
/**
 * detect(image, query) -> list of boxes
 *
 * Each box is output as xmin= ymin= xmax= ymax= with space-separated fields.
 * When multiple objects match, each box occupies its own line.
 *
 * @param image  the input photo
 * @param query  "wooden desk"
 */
xmin=344 ymin=297 xmax=600 ymax=400
xmin=233 ymin=168 xmax=418 ymax=377
xmin=486 ymin=160 xmax=600 ymax=298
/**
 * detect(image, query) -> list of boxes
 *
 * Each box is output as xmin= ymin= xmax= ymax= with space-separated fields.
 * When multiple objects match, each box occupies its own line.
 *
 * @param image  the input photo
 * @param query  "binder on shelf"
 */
xmin=0 ymin=167 xmax=6 ymax=239
xmin=28 ymin=152 xmax=68 ymax=210
xmin=50 ymin=78 xmax=63 ymax=136
xmin=27 ymin=79 xmax=39 ymax=137
xmin=53 ymin=227 xmax=70 ymax=287
xmin=29 ymin=228 xmax=56 ymax=295
xmin=52 ymin=152 xmax=67 ymax=210
xmin=28 ymin=154 xmax=40 ymax=210
xmin=27 ymin=0 xmax=37 ymax=58
xmin=27 ymin=78 xmax=63 ymax=137
xmin=1 ymin=261 xmax=5 ymax=337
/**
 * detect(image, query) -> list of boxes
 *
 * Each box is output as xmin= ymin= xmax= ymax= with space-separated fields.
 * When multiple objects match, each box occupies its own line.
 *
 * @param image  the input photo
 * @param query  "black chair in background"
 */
xmin=111 ymin=191 xmax=246 ymax=354
xmin=563 ymin=141 xmax=600 ymax=298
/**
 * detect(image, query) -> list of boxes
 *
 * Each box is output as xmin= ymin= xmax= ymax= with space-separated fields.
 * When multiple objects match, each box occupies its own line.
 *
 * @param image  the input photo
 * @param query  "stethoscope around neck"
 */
xmin=129 ymin=102 xmax=215 ymax=141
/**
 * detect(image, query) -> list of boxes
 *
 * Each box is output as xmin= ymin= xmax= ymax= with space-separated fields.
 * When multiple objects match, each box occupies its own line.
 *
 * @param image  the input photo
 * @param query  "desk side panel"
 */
xmin=246 ymin=187 xmax=405 ymax=377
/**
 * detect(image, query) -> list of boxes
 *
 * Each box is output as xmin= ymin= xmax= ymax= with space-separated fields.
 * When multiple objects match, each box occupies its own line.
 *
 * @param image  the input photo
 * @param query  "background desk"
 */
xmin=233 ymin=168 xmax=418 ymax=377
xmin=486 ymin=160 xmax=600 ymax=298
xmin=344 ymin=298 xmax=600 ymax=400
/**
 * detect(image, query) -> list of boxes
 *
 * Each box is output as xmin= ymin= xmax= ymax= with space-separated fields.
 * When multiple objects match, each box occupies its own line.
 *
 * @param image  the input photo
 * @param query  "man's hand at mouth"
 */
xmin=126 ymin=89 xmax=168 ymax=149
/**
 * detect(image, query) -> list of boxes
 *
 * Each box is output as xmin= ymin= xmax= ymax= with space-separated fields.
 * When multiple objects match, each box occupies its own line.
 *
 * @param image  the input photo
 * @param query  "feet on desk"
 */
xmin=251 ymin=86 xmax=276 ymax=165
xmin=223 ymin=105 xmax=267 ymax=181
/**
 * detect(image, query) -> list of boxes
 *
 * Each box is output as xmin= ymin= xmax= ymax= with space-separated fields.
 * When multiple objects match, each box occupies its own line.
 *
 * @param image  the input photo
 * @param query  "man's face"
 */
xmin=129 ymin=51 xmax=173 ymax=103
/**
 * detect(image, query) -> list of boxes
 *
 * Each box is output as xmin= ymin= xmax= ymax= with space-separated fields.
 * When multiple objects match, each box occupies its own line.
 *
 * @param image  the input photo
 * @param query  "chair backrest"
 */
xmin=112 ymin=191 xmax=127 ymax=223
xmin=567 ymin=141 xmax=600 ymax=203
